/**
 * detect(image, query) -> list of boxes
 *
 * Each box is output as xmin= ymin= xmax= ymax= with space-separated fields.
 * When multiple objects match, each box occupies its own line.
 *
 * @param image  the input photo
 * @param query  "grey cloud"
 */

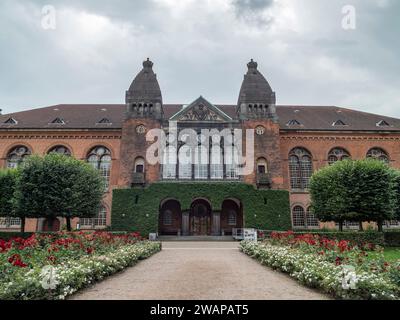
xmin=231 ymin=0 xmax=275 ymax=27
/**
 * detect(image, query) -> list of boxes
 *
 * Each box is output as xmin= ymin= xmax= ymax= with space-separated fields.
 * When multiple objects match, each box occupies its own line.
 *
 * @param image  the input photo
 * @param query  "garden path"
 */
xmin=70 ymin=241 xmax=329 ymax=300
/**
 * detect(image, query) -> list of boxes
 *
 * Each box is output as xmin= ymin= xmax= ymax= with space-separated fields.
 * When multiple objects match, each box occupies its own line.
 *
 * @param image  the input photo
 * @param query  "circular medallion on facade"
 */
xmin=136 ymin=124 xmax=146 ymax=134
xmin=255 ymin=125 xmax=265 ymax=135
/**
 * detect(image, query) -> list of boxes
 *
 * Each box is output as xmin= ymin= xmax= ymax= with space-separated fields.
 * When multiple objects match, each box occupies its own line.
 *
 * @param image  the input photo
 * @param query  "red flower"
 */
xmin=86 ymin=247 xmax=94 ymax=254
xmin=335 ymin=256 xmax=342 ymax=266
xmin=8 ymin=253 xmax=28 ymax=268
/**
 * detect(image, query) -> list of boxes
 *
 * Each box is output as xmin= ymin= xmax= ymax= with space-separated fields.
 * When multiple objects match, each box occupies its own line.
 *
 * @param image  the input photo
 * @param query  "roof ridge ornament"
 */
xmin=143 ymin=57 xmax=153 ymax=69
xmin=247 ymin=59 xmax=258 ymax=70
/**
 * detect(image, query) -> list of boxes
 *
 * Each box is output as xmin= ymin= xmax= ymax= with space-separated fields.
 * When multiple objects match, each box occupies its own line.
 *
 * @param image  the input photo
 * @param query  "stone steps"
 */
xmin=158 ymin=235 xmax=236 ymax=241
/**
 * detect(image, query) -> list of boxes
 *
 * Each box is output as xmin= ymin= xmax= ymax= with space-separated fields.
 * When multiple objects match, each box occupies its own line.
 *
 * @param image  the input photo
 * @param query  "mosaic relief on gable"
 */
xmin=178 ymin=104 xmax=225 ymax=121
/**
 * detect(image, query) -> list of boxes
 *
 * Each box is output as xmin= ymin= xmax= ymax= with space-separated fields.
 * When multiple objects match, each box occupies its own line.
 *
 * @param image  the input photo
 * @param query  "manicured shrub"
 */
xmin=310 ymin=159 xmax=398 ymax=231
xmin=14 ymin=153 xmax=104 ymax=231
xmin=384 ymin=231 xmax=400 ymax=247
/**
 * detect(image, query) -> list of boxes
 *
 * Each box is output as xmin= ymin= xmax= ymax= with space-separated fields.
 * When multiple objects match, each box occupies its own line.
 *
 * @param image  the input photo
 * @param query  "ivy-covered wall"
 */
xmin=111 ymin=182 xmax=291 ymax=235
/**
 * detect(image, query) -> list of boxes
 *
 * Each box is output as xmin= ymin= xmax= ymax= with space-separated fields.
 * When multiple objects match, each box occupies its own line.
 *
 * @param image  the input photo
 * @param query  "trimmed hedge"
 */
xmin=0 ymin=232 xmax=34 ymax=241
xmin=384 ymin=231 xmax=400 ymax=247
xmin=111 ymin=182 xmax=291 ymax=235
xmin=294 ymin=231 xmax=386 ymax=246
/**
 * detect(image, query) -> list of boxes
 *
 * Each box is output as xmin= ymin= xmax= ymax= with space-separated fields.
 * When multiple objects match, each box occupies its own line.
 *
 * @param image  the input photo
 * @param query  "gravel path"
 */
xmin=70 ymin=241 xmax=329 ymax=300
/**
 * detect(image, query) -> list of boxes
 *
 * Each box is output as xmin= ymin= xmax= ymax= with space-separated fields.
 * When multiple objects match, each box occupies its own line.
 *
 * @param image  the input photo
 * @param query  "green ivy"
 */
xmin=111 ymin=182 xmax=291 ymax=235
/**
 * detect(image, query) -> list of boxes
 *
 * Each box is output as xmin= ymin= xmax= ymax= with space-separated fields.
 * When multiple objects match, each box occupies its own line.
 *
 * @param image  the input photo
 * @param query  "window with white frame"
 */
xmin=178 ymin=145 xmax=192 ymax=179
xmin=210 ymin=144 xmax=223 ymax=179
xmin=292 ymin=206 xmax=306 ymax=228
xmin=225 ymin=144 xmax=239 ymax=180
xmin=80 ymin=206 xmax=107 ymax=228
xmin=194 ymin=145 xmax=208 ymax=179
xmin=87 ymin=146 xmax=112 ymax=191
xmin=0 ymin=217 xmax=21 ymax=228
xmin=289 ymin=148 xmax=313 ymax=190
xmin=367 ymin=148 xmax=389 ymax=163
xmin=162 ymin=146 xmax=177 ymax=179
xmin=328 ymin=148 xmax=350 ymax=165
xmin=306 ymin=207 xmax=319 ymax=228
xmin=48 ymin=145 xmax=71 ymax=156
xmin=7 ymin=146 xmax=31 ymax=168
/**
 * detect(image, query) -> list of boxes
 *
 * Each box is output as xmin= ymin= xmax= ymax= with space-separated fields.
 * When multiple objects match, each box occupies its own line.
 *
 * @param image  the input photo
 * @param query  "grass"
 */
xmin=383 ymin=247 xmax=400 ymax=262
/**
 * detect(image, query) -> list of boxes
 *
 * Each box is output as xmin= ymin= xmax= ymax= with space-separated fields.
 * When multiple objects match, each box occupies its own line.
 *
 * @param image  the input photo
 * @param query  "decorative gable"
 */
xmin=170 ymin=96 xmax=231 ymax=122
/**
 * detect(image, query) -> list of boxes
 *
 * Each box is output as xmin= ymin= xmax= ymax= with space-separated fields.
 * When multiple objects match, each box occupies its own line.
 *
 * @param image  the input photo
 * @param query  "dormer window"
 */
xmin=50 ymin=117 xmax=65 ymax=124
xmin=4 ymin=117 xmax=17 ymax=124
xmin=97 ymin=118 xmax=111 ymax=124
xmin=332 ymin=120 xmax=346 ymax=126
xmin=286 ymin=119 xmax=301 ymax=126
xmin=376 ymin=120 xmax=389 ymax=127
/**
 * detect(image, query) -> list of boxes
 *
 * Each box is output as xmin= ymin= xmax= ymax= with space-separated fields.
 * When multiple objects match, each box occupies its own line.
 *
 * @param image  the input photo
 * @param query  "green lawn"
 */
xmin=383 ymin=247 xmax=400 ymax=262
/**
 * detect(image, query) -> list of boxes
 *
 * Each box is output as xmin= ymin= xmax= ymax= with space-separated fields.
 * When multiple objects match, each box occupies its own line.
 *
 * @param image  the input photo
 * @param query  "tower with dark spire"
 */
xmin=125 ymin=58 xmax=163 ymax=120
xmin=237 ymin=59 xmax=277 ymax=121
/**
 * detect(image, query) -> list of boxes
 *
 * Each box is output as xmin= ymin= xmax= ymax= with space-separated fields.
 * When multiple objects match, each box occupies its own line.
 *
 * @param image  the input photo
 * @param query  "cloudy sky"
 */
xmin=0 ymin=0 xmax=399 ymax=117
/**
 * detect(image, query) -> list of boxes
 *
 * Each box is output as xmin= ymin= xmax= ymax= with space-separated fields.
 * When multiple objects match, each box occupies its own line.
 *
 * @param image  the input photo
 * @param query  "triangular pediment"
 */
xmin=170 ymin=96 xmax=232 ymax=122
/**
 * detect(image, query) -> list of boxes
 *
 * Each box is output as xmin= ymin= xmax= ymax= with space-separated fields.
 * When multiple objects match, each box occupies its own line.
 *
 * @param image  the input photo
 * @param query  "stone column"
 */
xmin=212 ymin=212 xmax=221 ymax=236
xmin=182 ymin=211 xmax=190 ymax=236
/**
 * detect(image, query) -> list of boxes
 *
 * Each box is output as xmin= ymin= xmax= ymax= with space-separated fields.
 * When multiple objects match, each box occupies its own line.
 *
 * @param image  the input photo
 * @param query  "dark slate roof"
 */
xmin=237 ymin=59 xmax=276 ymax=105
xmin=1 ymin=104 xmax=400 ymax=132
xmin=126 ymin=58 xmax=162 ymax=104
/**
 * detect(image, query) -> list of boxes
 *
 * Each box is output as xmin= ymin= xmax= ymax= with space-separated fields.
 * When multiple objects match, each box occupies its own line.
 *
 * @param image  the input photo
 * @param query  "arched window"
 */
xmin=306 ymin=207 xmax=319 ymax=228
xmin=289 ymin=148 xmax=313 ymax=189
xmin=6 ymin=146 xmax=31 ymax=168
xmin=80 ymin=205 xmax=107 ymax=228
xmin=87 ymin=146 xmax=112 ymax=190
xmin=134 ymin=157 xmax=145 ymax=173
xmin=48 ymin=145 xmax=71 ymax=156
xmin=257 ymin=158 xmax=268 ymax=174
xmin=292 ymin=206 xmax=306 ymax=228
xmin=328 ymin=148 xmax=350 ymax=165
xmin=367 ymin=148 xmax=389 ymax=163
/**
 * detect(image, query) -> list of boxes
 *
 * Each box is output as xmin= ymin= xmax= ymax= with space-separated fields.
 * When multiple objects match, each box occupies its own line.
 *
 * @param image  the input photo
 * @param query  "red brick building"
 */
xmin=1 ymin=58 xmax=400 ymax=233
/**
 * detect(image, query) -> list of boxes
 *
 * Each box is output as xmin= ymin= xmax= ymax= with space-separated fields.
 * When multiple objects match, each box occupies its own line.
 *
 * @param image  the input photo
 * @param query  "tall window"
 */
xmin=6 ymin=146 xmax=31 ymax=168
xmin=225 ymin=144 xmax=239 ymax=180
xmin=80 ymin=206 xmax=107 ymax=228
xmin=210 ymin=143 xmax=223 ymax=179
xmin=292 ymin=206 xmax=306 ymax=228
xmin=194 ymin=145 xmax=208 ymax=179
xmin=328 ymin=148 xmax=350 ymax=164
xmin=289 ymin=148 xmax=313 ymax=190
xmin=367 ymin=148 xmax=389 ymax=163
xmin=87 ymin=146 xmax=111 ymax=191
xmin=162 ymin=146 xmax=177 ymax=179
xmin=306 ymin=207 xmax=319 ymax=228
xmin=178 ymin=145 xmax=192 ymax=179
xmin=48 ymin=145 xmax=71 ymax=156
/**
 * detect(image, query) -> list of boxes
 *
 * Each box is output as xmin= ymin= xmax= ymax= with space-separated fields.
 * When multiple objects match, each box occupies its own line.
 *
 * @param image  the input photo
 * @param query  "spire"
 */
xmin=126 ymin=58 xmax=162 ymax=105
xmin=125 ymin=58 xmax=163 ymax=119
xmin=237 ymin=59 xmax=277 ymax=121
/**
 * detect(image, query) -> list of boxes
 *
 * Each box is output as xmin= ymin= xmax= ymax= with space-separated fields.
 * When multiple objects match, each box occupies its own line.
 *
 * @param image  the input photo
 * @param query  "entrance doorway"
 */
xmin=220 ymin=199 xmax=243 ymax=235
xmin=42 ymin=218 xmax=60 ymax=232
xmin=159 ymin=199 xmax=182 ymax=235
xmin=189 ymin=199 xmax=212 ymax=235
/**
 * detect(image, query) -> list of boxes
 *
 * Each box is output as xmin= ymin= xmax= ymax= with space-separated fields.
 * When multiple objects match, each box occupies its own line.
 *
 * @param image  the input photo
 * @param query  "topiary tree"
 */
xmin=14 ymin=153 xmax=104 ymax=231
xmin=310 ymin=159 xmax=397 ymax=232
xmin=0 ymin=169 xmax=21 ymax=230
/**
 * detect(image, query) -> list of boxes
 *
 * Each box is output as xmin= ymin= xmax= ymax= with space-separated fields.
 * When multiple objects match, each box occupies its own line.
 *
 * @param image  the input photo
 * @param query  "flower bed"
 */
xmin=0 ymin=232 xmax=161 ymax=300
xmin=240 ymin=232 xmax=400 ymax=300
